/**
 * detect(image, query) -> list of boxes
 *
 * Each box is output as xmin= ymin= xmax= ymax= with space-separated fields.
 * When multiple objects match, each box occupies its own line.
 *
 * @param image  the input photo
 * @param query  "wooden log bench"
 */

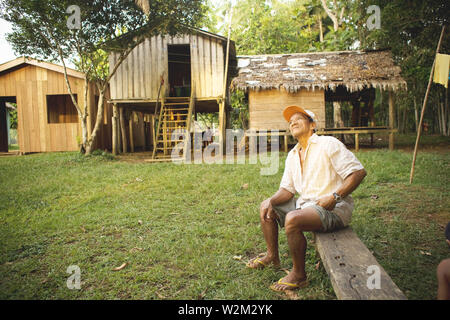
xmin=313 ymin=227 xmax=407 ymax=300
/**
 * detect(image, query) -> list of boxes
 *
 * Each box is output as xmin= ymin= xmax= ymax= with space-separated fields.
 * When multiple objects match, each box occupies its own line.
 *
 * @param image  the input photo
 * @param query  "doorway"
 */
xmin=0 ymin=97 xmax=17 ymax=152
xmin=168 ymin=44 xmax=191 ymax=97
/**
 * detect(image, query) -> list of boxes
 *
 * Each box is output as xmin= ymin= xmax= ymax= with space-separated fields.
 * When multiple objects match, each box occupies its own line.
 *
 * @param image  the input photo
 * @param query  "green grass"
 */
xmin=8 ymin=144 xmax=19 ymax=151
xmin=0 ymin=140 xmax=449 ymax=300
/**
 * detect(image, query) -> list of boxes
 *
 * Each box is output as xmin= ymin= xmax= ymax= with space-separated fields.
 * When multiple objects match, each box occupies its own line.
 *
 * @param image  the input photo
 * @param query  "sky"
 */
xmin=0 ymin=18 xmax=17 ymax=64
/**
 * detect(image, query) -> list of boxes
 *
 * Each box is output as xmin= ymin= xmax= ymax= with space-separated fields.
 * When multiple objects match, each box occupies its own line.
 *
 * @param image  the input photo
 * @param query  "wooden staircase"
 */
xmin=152 ymin=91 xmax=194 ymax=160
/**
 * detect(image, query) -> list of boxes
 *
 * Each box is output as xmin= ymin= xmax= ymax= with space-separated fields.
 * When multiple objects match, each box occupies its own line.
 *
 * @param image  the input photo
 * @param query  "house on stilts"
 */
xmin=108 ymin=27 xmax=237 ymax=160
xmin=231 ymin=49 xmax=407 ymax=151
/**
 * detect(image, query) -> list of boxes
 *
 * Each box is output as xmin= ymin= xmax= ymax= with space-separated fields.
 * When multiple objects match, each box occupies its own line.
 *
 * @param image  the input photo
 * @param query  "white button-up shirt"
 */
xmin=280 ymin=133 xmax=365 ymax=226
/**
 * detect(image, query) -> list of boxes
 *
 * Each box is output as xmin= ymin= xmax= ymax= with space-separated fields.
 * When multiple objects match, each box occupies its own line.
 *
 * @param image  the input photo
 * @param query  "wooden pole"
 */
xmin=410 ymin=25 xmax=445 ymax=184
xmin=129 ymin=111 xmax=135 ymax=153
xmin=119 ymin=107 xmax=128 ymax=153
xmin=388 ymin=91 xmax=395 ymax=151
xmin=220 ymin=5 xmax=233 ymax=156
xmin=355 ymin=133 xmax=359 ymax=152
xmin=139 ymin=112 xmax=146 ymax=151
xmin=112 ymin=103 xmax=119 ymax=155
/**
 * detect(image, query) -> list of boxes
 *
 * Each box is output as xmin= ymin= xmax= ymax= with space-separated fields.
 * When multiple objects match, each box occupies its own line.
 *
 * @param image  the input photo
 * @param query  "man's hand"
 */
xmin=260 ymin=198 xmax=276 ymax=222
xmin=316 ymin=194 xmax=337 ymax=211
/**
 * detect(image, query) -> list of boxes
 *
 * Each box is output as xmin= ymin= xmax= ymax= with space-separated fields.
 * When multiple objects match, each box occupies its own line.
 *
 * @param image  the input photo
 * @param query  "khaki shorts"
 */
xmin=272 ymin=197 xmax=345 ymax=232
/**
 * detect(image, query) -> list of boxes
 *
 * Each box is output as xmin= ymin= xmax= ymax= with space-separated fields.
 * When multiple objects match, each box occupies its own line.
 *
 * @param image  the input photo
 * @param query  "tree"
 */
xmin=1 ymin=0 xmax=205 ymax=153
xmin=361 ymin=0 xmax=449 ymax=134
xmin=320 ymin=0 xmax=346 ymax=32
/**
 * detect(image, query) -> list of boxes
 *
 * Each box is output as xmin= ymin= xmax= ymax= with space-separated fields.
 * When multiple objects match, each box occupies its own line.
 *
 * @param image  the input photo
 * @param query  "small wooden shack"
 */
xmin=0 ymin=57 xmax=111 ymax=153
xmin=231 ymin=49 xmax=407 ymax=150
xmin=108 ymin=27 xmax=237 ymax=158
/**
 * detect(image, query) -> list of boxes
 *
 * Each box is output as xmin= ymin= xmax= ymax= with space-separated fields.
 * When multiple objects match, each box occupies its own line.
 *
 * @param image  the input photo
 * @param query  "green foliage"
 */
xmin=230 ymin=90 xmax=249 ymax=129
xmin=196 ymin=113 xmax=218 ymax=129
xmin=70 ymin=149 xmax=115 ymax=162
xmin=8 ymin=105 xmax=17 ymax=130
xmin=210 ymin=0 xmax=363 ymax=55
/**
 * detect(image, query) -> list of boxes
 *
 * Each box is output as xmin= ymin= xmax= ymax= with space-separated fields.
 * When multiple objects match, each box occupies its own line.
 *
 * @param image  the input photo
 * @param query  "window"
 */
xmin=47 ymin=94 xmax=78 ymax=123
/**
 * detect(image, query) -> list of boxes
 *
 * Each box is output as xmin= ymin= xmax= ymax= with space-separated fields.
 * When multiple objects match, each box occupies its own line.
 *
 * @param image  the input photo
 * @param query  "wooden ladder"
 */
xmin=152 ymin=88 xmax=194 ymax=160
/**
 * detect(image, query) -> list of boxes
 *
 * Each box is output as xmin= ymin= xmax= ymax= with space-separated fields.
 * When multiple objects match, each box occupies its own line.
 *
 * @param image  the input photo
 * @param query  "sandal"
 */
xmin=270 ymin=278 xmax=308 ymax=292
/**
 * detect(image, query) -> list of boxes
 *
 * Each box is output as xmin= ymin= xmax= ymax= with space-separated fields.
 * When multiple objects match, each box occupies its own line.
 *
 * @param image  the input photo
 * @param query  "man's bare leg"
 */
xmin=248 ymin=199 xmax=281 ymax=268
xmin=271 ymin=207 xmax=322 ymax=290
xmin=437 ymin=258 xmax=450 ymax=300
xmin=260 ymin=200 xmax=281 ymax=267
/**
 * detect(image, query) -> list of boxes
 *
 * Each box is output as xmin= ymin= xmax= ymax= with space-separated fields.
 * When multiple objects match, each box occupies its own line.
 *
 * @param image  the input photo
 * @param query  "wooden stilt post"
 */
xmin=410 ymin=25 xmax=445 ymax=184
xmin=388 ymin=91 xmax=395 ymax=151
xmin=139 ymin=112 xmax=145 ymax=151
xmin=129 ymin=111 xmax=134 ymax=153
xmin=284 ymin=133 xmax=288 ymax=152
xmin=119 ymin=107 xmax=127 ymax=153
xmin=220 ymin=5 xmax=233 ymax=156
xmin=368 ymin=95 xmax=375 ymax=145
xmin=112 ymin=103 xmax=119 ymax=155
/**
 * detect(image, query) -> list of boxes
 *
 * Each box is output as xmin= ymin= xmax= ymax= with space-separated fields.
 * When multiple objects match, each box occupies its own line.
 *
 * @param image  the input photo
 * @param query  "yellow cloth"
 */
xmin=434 ymin=53 xmax=450 ymax=88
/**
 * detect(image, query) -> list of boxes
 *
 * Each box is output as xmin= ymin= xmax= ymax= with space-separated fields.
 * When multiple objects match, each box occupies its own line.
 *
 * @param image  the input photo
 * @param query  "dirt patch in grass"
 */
xmin=376 ymin=183 xmax=448 ymax=228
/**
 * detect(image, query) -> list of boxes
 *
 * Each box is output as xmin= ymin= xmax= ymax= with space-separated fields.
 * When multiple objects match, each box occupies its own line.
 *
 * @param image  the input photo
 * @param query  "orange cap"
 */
xmin=283 ymin=105 xmax=316 ymax=122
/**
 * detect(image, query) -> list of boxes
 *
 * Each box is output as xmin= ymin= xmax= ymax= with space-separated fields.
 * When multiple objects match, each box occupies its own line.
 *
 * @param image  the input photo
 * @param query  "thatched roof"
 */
xmin=231 ymin=50 xmax=406 ymax=93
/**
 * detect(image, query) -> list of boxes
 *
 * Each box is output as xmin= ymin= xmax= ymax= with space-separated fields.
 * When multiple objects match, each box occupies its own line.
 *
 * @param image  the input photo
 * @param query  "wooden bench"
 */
xmin=313 ymin=227 xmax=407 ymax=300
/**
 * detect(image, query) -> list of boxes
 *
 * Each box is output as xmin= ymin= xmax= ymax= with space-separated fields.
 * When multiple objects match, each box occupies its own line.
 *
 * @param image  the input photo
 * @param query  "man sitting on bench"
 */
xmin=246 ymin=105 xmax=367 ymax=292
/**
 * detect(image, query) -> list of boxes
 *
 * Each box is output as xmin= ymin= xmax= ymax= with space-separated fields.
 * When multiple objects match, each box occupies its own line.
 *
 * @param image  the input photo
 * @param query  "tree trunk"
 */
xmin=441 ymin=87 xmax=447 ymax=135
xmin=333 ymin=101 xmax=343 ymax=128
xmin=320 ymin=0 xmax=340 ymax=32
xmin=446 ymin=86 xmax=449 ymax=136
xmin=318 ymin=17 xmax=323 ymax=42
xmin=436 ymin=91 xmax=442 ymax=134
xmin=85 ymin=88 xmax=105 ymax=154
xmin=413 ymin=95 xmax=419 ymax=132
xmin=402 ymin=106 xmax=407 ymax=133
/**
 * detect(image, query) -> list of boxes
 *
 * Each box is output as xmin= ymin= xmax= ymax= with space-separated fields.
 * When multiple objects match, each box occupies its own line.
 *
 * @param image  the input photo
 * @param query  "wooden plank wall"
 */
xmin=109 ymin=34 xmax=225 ymax=100
xmin=249 ymin=88 xmax=326 ymax=131
xmin=0 ymin=65 xmax=111 ymax=153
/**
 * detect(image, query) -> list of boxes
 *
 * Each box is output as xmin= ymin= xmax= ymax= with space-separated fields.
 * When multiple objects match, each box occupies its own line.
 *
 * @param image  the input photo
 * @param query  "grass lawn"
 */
xmin=0 ymin=135 xmax=449 ymax=300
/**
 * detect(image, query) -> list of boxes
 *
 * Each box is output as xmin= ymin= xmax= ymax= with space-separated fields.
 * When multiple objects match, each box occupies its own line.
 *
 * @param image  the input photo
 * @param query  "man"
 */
xmin=246 ymin=105 xmax=367 ymax=292
xmin=203 ymin=127 xmax=213 ymax=148
xmin=436 ymin=222 xmax=450 ymax=300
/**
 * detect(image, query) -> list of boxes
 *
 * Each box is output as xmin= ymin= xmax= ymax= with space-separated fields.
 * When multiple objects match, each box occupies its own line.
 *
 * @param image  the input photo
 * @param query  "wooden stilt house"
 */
xmin=0 ymin=57 xmax=111 ymax=153
xmin=231 ymin=50 xmax=407 ymax=151
xmin=108 ymin=27 xmax=237 ymax=159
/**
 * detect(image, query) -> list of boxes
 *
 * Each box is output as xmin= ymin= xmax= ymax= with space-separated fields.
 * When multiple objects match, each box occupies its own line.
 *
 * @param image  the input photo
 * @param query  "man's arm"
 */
xmin=335 ymin=168 xmax=367 ymax=198
xmin=316 ymin=168 xmax=367 ymax=211
xmin=262 ymin=188 xmax=294 ymax=221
